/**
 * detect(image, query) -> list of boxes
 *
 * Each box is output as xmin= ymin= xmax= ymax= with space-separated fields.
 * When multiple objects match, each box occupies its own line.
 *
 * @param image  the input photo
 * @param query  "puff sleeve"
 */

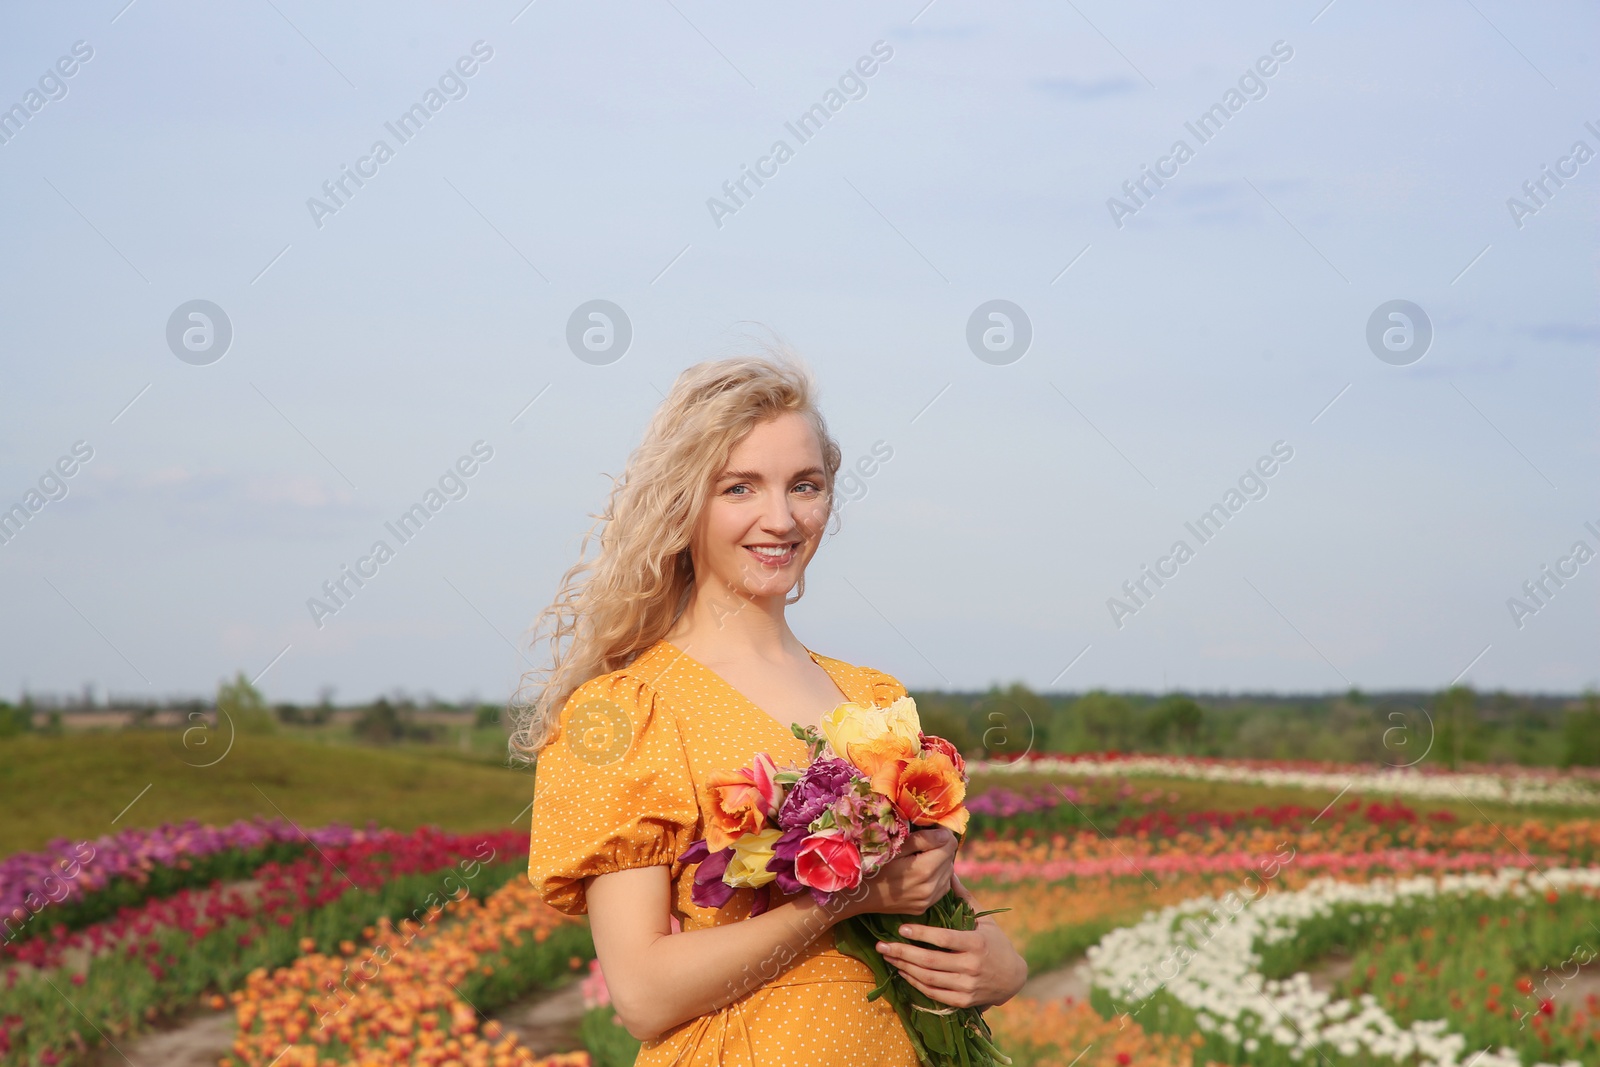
xmin=526 ymin=669 xmax=702 ymax=916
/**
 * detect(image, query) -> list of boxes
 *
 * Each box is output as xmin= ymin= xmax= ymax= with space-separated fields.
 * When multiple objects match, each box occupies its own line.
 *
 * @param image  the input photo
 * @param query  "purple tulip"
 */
xmin=682 ymin=838 xmax=737 ymax=908
xmin=767 ymin=826 xmax=811 ymax=896
xmin=777 ymin=757 xmax=859 ymax=831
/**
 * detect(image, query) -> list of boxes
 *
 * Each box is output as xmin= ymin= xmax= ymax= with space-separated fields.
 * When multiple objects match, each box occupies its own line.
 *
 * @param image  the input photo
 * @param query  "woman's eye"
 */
xmin=724 ymin=481 xmax=821 ymax=496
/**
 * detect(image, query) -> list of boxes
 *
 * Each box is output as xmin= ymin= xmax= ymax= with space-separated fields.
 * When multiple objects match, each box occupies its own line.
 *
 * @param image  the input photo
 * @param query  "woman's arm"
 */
xmin=586 ymin=828 xmax=959 ymax=1041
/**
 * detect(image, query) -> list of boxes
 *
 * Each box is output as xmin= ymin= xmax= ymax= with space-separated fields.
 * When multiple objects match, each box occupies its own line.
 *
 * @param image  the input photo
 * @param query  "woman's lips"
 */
xmin=745 ymin=543 xmax=797 ymax=567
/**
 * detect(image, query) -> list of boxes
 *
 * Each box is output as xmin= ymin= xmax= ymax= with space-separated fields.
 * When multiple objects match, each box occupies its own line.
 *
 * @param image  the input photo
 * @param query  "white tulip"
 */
xmin=1085 ymin=866 xmax=1600 ymax=1067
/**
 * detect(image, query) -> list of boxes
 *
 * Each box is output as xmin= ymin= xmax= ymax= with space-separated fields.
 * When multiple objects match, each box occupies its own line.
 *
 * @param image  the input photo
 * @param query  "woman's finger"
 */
xmin=892 ymin=961 xmax=975 ymax=1007
xmin=908 ymin=848 xmax=947 ymax=878
xmin=878 ymin=935 xmax=977 ymax=973
xmin=895 ymin=966 xmax=940 ymax=1002
xmin=893 ymin=924 xmax=970 ymax=951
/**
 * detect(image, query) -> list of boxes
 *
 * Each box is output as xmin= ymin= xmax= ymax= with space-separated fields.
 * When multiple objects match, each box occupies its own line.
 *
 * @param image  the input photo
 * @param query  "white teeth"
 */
xmin=749 ymin=544 xmax=793 ymax=557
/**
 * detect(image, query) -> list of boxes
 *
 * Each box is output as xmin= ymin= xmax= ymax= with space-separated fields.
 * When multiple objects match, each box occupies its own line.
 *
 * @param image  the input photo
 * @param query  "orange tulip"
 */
xmin=881 ymin=751 xmax=969 ymax=834
xmin=707 ymin=767 xmax=768 ymax=851
xmin=849 ymin=732 xmax=919 ymax=787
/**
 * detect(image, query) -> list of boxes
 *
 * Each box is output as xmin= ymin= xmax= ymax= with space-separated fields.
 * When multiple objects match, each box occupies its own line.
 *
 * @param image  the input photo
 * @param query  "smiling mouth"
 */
xmin=745 ymin=542 xmax=799 ymax=566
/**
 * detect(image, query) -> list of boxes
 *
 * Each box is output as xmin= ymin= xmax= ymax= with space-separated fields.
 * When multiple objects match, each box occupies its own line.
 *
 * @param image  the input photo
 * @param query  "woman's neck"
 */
xmin=665 ymin=587 xmax=800 ymax=663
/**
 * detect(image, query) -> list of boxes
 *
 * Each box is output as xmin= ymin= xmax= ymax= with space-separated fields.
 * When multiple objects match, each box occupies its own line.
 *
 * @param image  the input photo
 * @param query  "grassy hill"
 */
xmin=0 ymin=730 xmax=535 ymax=856
xmin=8 ymin=725 xmax=1580 ymax=860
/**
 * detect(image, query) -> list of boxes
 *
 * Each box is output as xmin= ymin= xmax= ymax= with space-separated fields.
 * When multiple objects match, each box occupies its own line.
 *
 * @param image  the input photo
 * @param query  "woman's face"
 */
xmin=691 ymin=411 xmax=830 ymax=603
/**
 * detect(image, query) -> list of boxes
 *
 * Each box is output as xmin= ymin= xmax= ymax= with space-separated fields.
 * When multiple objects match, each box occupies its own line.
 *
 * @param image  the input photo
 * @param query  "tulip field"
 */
xmin=5 ymin=754 xmax=1600 ymax=1066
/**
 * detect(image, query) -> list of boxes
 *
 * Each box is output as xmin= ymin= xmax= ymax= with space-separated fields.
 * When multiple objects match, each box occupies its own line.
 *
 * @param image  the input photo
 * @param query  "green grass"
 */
xmin=1021 ymin=917 xmax=1121 ymax=975
xmin=0 ymin=730 xmax=535 ymax=856
xmin=266 ymin=721 xmax=522 ymax=765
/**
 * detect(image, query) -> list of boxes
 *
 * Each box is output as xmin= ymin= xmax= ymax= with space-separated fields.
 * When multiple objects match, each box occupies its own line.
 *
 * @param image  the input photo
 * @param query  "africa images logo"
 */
xmin=1105 ymin=40 xmax=1294 ymax=229
xmin=305 ymin=41 xmax=494 ymax=229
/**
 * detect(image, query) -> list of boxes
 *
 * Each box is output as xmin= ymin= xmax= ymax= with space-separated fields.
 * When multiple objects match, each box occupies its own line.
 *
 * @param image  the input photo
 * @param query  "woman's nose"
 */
xmin=761 ymin=492 xmax=797 ymax=534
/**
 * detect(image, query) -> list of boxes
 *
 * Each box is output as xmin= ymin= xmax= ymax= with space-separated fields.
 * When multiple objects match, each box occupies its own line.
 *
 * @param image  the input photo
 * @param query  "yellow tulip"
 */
xmin=881 ymin=695 xmax=922 ymax=745
xmin=723 ymin=827 xmax=784 ymax=888
xmin=821 ymin=698 xmax=922 ymax=765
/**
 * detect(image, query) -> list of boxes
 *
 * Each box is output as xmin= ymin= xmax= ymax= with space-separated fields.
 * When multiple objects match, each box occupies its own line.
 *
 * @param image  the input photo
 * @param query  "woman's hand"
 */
xmin=831 ymin=827 xmax=958 ymax=923
xmin=873 ymin=872 xmax=1028 ymax=1008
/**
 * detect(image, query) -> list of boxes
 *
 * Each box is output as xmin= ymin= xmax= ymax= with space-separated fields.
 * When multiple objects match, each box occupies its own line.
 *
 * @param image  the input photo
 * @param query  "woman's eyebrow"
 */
xmin=716 ymin=466 xmax=825 ymax=482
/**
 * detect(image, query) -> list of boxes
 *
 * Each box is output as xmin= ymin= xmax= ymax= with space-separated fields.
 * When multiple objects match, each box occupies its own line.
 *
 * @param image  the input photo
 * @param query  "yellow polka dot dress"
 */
xmin=527 ymin=639 xmax=923 ymax=1066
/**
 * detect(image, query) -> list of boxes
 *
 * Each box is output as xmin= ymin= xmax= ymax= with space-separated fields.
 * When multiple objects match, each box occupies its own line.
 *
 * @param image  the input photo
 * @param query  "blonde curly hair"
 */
xmin=507 ymin=350 xmax=844 ymax=763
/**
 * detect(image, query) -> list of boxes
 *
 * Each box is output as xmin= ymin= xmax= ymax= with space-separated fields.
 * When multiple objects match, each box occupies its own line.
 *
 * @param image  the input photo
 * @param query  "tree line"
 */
xmin=909 ymin=684 xmax=1600 ymax=770
xmin=4 ymin=675 xmax=1597 ymax=770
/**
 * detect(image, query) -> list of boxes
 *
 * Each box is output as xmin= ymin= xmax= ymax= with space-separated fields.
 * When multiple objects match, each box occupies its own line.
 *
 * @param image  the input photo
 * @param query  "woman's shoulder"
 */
xmin=538 ymin=646 xmax=696 ymax=776
xmin=554 ymin=646 xmax=683 ymax=737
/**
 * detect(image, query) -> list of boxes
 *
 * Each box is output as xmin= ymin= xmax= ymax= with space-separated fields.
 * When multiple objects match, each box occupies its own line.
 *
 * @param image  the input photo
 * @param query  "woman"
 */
xmin=514 ymin=353 xmax=1027 ymax=1064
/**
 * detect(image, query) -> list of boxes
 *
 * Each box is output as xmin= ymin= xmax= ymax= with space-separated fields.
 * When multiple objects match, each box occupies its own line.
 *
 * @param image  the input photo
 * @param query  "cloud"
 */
xmin=1030 ymin=76 xmax=1140 ymax=100
xmin=889 ymin=24 xmax=982 ymax=41
xmin=77 ymin=466 xmax=366 ymax=537
xmin=1184 ymin=206 xmax=1253 ymax=226
xmin=1173 ymin=181 xmax=1243 ymax=206
xmin=1520 ymin=322 xmax=1600 ymax=344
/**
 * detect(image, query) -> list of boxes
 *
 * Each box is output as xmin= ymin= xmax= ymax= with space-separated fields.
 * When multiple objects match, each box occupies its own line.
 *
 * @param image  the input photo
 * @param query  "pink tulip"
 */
xmin=794 ymin=829 xmax=863 ymax=893
xmin=749 ymin=752 xmax=783 ymax=819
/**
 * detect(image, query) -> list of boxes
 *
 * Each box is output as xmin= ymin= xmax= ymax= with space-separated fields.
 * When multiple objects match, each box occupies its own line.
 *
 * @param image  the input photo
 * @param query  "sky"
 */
xmin=0 ymin=0 xmax=1595 ymax=708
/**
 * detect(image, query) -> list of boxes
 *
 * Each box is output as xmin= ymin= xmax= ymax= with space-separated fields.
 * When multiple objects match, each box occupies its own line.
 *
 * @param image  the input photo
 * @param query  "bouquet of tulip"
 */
xmin=680 ymin=697 xmax=1011 ymax=1066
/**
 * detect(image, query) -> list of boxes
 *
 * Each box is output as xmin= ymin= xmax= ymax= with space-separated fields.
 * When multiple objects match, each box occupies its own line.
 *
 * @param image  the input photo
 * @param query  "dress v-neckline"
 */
xmin=653 ymin=638 xmax=858 ymax=737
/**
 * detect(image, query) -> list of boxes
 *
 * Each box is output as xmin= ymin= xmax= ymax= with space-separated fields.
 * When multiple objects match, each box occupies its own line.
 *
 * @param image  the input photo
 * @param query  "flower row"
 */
xmin=226 ymin=876 xmax=593 ymax=1067
xmin=4 ymin=826 xmax=525 ymax=972
xmin=2 ymin=817 xmax=385 ymax=947
xmin=964 ymin=846 xmax=1551 ymax=886
xmin=972 ymin=753 xmax=1600 ymax=807
xmin=957 ymin=814 xmax=1600 ymax=884
xmin=966 ymin=786 xmax=1461 ymax=839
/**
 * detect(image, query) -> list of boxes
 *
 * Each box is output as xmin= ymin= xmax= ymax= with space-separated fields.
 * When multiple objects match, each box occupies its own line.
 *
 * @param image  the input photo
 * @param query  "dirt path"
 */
xmin=93 ymin=1008 xmax=235 ymax=1067
xmin=1013 ymin=952 xmax=1357 ymax=1007
xmin=493 ymin=977 xmax=589 ymax=1054
xmin=1018 ymin=957 xmax=1092 ymax=1002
